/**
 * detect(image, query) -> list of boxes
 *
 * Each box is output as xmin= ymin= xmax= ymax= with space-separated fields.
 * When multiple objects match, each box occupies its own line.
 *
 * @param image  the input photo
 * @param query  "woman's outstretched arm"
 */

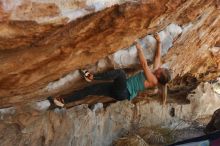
xmin=135 ymin=41 xmax=158 ymax=88
xmin=153 ymin=34 xmax=162 ymax=70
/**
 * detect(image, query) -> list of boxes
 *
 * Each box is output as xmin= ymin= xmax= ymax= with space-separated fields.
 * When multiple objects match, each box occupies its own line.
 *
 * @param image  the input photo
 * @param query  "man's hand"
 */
xmin=154 ymin=33 xmax=161 ymax=42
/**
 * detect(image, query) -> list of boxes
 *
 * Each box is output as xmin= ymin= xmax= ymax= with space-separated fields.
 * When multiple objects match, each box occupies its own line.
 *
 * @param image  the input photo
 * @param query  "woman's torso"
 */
xmin=126 ymin=71 xmax=146 ymax=100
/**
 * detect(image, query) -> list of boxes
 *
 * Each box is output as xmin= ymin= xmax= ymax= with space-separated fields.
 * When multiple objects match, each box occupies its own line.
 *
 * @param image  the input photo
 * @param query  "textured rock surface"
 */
xmin=187 ymin=82 xmax=220 ymax=119
xmin=0 ymin=0 xmax=134 ymax=23
xmin=0 ymin=1 xmax=220 ymax=145
xmin=114 ymin=135 xmax=149 ymax=146
xmin=0 ymin=0 xmax=219 ymax=107
xmin=0 ymin=81 xmax=219 ymax=146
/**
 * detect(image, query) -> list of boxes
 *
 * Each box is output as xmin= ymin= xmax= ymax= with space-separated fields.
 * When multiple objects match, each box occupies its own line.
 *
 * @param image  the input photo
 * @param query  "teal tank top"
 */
xmin=126 ymin=71 xmax=146 ymax=100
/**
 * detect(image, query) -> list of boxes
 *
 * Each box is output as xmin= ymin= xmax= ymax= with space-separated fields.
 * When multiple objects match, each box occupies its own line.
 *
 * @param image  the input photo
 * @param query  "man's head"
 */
xmin=154 ymin=68 xmax=171 ymax=85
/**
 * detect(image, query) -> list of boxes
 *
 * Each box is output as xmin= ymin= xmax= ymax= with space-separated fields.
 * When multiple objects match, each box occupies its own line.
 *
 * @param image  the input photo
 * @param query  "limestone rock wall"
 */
xmin=0 ymin=0 xmax=219 ymax=108
xmin=0 ymin=0 xmax=132 ymax=24
xmin=0 ymin=1 xmax=220 ymax=145
xmin=0 ymin=81 xmax=219 ymax=146
xmin=187 ymin=82 xmax=220 ymax=119
xmin=45 ymin=23 xmax=182 ymax=96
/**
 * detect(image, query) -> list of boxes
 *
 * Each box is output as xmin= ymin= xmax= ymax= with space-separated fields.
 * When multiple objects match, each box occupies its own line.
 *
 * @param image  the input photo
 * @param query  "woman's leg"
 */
xmin=111 ymin=70 xmax=130 ymax=100
xmin=93 ymin=69 xmax=126 ymax=80
xmin=93 ymin=69 xmax=129 ymax=100
xmin=63 ymin=69 xmax=129 ymax=104
xmin=63 ymin=82 xmax=113 ymax=104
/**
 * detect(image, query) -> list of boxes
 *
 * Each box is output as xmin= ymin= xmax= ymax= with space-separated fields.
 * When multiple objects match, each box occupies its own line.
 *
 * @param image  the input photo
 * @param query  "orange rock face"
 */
xmin=14 ymin=2 xmax=60 ymax=19
xmin=0 ymin=0 xmax=219 ymax=106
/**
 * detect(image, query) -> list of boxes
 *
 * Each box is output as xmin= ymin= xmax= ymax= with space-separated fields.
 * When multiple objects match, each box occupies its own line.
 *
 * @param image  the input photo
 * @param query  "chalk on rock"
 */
xmin=86 ymin=0 xmax=122 ymax=12
xmin=54 ymin=107 xmax=66 ymax=113
xmin=159 ymin=30 xmax=173 ymax=56
xmin=111 ymin=49 xmax=130 ymax=68
xmin=165 ymin=23 xmax=183 ymax=39
xmin=62 ymin=9 xmax=89 ymax=22
xmin=108 ymin=23 xmax=183 ymax=69
xmin=127 ymin=46 xmax=139 ymax=64
xmin=90 ymin=102 xmax=103 ymax=112
xmin=46 ymin=70 xmax=81 ymax=91
xmin=128 ymin=45 xmax=138 ymax=57
xmin=141 ymin=34 xmax=156 ymax=59
xmin=0 ymin=107 xmax=16 ymax=115
xmin=34 ymin=100 xmax=51 ymax=111
xmin=89 ymin=2 xmax=106 ymax=11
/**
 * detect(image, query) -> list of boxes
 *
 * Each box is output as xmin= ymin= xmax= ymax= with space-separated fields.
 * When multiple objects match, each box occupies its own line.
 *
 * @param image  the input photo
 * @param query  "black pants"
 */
xmin=63 ymin=69 xmax=130 ymax=104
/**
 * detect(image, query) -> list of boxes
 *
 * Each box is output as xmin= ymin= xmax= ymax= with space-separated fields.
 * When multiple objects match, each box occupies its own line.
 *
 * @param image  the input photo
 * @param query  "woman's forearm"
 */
xmin=135 ymin=43 xmax=157 ymax=85
xmin=155 ymin=41 xmax=161 ymax=57
xmin=153 ymin=34 xmax=162 ymax=69
xmin=136 ymin=43 xmax=149 ymax=67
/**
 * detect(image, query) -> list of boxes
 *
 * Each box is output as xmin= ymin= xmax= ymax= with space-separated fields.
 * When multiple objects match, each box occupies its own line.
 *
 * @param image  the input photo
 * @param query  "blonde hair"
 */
xmin=158 ymin=84 xmax=168 ymax=106
xmin=162 ymin=84 xmax=168 ymax=106
xmin=158 ymin=68 xmax=171 ymax=85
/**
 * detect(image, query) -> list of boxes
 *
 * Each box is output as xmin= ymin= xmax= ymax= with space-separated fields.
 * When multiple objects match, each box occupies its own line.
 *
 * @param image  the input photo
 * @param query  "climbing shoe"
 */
xmin=80 ymin=69 xmax=93 ymax=82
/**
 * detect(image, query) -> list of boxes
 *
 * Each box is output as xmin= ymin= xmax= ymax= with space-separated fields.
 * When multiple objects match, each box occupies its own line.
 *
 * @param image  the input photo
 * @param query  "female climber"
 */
xmin=51 ymin=34 xmax=171 ymax=107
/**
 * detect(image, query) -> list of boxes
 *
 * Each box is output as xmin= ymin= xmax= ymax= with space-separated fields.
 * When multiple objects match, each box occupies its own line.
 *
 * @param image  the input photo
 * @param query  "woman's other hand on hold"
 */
xmin=154 ymin=33 xmax=161 ymax=42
